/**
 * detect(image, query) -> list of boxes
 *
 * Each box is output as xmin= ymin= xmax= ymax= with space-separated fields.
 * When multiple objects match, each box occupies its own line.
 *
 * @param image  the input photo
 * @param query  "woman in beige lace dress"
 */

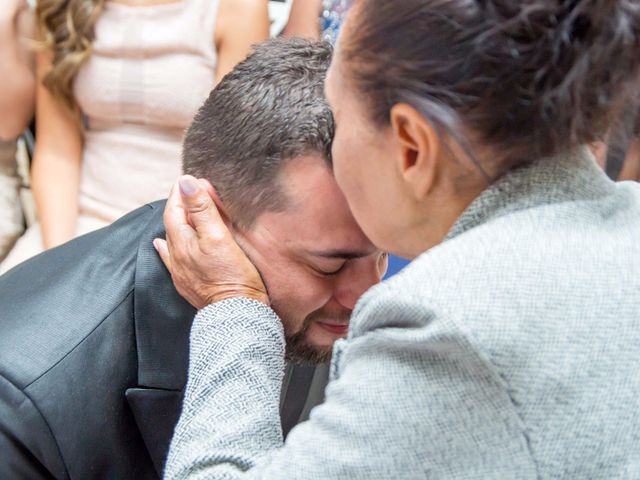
xmin=0 ymin=0 xmax=269 ymax=273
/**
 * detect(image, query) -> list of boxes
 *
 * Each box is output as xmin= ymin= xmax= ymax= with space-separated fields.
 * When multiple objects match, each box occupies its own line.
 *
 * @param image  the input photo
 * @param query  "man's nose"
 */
xmin=333 ymin=258 xmax=384 ymax=311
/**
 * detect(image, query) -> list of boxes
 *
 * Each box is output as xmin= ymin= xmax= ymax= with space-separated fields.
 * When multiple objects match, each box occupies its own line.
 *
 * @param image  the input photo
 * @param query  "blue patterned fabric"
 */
xmin=320 ymin=0 xmax=351 ymax=44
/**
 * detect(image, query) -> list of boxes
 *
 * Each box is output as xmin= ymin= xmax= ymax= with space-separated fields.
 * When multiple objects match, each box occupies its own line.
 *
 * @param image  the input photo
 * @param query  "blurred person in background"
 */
xmin=284 ymin=0 xmax=350 ymax=44
xmin=0 ymin=0 xmax=35 ymax=262
xmin=0 ymin=0 xmax=270 ymax=273
xmin=161 ymin=0 xmax=640 ymax=478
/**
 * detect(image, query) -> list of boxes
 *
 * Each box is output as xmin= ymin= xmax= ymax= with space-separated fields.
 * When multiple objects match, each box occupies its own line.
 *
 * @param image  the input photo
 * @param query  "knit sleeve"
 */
xmin=164 ymin=297 xmax=286 ymax=480
xmin=165 ymin=291 xmax=537 ymax=479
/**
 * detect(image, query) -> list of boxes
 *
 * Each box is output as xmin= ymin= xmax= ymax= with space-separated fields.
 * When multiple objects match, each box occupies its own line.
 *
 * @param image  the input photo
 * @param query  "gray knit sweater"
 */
xmin=165 ymin=147 xmax=640 ymax=479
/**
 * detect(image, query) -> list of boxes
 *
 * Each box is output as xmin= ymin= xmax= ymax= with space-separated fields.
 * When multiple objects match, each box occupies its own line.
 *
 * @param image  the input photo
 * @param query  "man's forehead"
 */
xmin=257 ymin=206 xmax=373 ymax=256
xmin=254 ymin=176 xmax=374 ymax=256
xmin=282 ymin=160 xmax=365 ymax=224
xmin=246 ymin=153 xmax=376 ymax=257
xmin=278 ymin=204 xmax=376 ymax=258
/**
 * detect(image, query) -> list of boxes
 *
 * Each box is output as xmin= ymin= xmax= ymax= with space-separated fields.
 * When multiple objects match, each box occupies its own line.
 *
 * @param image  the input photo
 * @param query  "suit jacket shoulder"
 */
xmin=0 ymin=203 xmax=170 ymax=479
xmin=0 ymin=204 xmax=157 ymax=389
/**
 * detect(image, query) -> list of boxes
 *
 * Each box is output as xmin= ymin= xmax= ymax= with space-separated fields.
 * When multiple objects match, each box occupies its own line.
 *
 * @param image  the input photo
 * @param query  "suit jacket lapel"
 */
xmin=129 ymin=202 xmax=195 ymax=474
xmin=127 ymin=201 xmax=327 ymax=471
xmin=125 ymin=388 xmax=183 ymax=476
xmin=132 ymin=202 xmax=196 ymax=391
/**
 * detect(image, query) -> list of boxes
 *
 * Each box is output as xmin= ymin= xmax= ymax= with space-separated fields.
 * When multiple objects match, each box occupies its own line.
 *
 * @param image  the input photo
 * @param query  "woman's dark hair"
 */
xmin=342 ymin=0 xmax=640 ymax=170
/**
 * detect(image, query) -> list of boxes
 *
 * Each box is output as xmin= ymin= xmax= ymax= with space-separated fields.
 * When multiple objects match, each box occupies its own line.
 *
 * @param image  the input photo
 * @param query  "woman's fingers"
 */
xmin=153 ymin=238 xmax=172 ymax=274
xmin=157 ymin=175 xmax=270 ymax=309
xmin=178 ymin=176 xmax=227 ymax=245
xmin=164 ymin=179 xmax=196 ymax=244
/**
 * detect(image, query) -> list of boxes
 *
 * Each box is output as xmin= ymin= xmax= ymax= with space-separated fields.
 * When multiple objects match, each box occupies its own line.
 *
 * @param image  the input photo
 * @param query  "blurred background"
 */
xmin=1 ymin=0 xmax=637 ymax=276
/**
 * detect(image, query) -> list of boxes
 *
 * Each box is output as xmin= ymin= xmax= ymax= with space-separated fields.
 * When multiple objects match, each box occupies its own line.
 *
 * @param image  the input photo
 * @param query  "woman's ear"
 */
xmin=389 ymin=103 xmax=441 ymax=200
xmin=197 ymin=178 xmax=232 ymax=228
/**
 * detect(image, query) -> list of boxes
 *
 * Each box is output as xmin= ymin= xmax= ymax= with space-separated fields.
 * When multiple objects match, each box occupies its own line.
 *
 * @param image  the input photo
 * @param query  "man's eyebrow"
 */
xmin=308 ymin=249 xmax=373 ymax=260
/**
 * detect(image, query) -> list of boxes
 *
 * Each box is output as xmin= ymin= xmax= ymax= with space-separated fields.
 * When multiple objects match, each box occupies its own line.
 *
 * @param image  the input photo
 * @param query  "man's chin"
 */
xmin=283 ymin=312 xmax=351 ymax=365
xmin=285 ymin=333 xmax=333 ymax=365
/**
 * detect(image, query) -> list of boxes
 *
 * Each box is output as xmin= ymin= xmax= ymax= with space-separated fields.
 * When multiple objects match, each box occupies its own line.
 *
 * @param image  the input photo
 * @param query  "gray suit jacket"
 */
xmin=165 ymin=147 xmax=640 ymax=479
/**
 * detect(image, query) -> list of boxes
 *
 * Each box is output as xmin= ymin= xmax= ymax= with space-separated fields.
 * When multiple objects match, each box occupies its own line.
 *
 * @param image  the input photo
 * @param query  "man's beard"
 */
xmin=284 ymin=308 xmax=351 ymax=365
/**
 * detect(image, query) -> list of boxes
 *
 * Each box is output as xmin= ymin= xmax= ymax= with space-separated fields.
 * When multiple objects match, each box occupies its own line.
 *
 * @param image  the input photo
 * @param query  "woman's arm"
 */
xmin=282 ymin=0 xmax=322 ymax=40
xmin=0 ymin=0 xmax=35 ymax=140
xmin=214 ymin=0 xmax=270 ymax=84
xmin=158 ymin=179 xmax=534 ymax=480
xmin=165 ymin=297 xmax=535 ymax=480
xmin=31 ymin=50 xmax=83 ymax=249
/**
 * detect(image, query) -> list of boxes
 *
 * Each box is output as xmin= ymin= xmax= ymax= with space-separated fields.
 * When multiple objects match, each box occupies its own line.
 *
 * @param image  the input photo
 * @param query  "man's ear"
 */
xmin=197 ymin=178 xmax=232 ymax=228
xmin=389 ymin=103 xmax=441 ymax=200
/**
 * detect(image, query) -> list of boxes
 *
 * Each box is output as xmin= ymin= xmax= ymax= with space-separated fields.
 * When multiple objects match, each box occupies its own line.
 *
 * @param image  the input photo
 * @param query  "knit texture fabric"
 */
xmin=165 ymin=147 xmax=640 ymax=479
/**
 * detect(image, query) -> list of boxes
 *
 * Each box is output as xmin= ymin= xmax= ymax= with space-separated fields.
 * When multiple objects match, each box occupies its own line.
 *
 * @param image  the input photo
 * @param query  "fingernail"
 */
xmin=179 ymin=177 xmax=199 ymax=197
xmin=152 ymin=239 xmax=159 ymax=251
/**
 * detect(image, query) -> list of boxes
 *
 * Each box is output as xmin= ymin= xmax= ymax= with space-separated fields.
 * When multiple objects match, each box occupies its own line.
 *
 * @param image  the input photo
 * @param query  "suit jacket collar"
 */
xmin=446 ymin=146 xmax=616 ymax=241
xmin=125 ymin=201 xmax=196 ymax=475
xmin=125 ymin=387 xmax=183 ymax=476
xmin=132 ymin=201 xmax=196 ymax=391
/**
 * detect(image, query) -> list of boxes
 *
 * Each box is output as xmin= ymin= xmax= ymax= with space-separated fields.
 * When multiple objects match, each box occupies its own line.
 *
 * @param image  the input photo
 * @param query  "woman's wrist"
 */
xmin=205 ymin=287 xmax=270 ymax=308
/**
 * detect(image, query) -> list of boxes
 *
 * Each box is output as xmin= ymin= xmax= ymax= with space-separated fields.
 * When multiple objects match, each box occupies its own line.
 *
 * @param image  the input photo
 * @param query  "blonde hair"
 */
xmin=36 ymin=0 xmax=105 ymax=108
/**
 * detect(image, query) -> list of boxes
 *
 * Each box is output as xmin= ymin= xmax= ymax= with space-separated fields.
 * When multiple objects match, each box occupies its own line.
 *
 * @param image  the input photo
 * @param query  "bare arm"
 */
xmin=282 ymin=0 xmax=322 ymax=40
xmin=31 ymin=50 xmax=83 ymax=249
xmin=214 ymin=0 xmax=270 ymax=84
xmin=0 ymin=0 xmax=35 ymax=140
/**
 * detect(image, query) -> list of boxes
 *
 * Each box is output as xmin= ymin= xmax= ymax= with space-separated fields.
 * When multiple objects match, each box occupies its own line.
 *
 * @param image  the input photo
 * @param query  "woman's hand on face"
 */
xmin=154 ymin=175 xmax=270 ymax=310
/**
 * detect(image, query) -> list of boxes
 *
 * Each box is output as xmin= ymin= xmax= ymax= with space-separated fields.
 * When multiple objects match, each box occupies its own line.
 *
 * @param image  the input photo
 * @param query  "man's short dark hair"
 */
xmin=182 ymin=38 xmax=334 ymax=228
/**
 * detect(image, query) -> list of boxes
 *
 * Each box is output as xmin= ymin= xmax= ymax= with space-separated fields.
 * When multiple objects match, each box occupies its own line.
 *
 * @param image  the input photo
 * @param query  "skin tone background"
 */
xmin=282 ymin=0 xmax=322 ymax=39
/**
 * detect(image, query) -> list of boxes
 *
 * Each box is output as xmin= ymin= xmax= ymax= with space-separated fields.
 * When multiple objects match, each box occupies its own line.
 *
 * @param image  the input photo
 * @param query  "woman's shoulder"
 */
xmin=351 ymin=181 xmax=640 ymax=343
